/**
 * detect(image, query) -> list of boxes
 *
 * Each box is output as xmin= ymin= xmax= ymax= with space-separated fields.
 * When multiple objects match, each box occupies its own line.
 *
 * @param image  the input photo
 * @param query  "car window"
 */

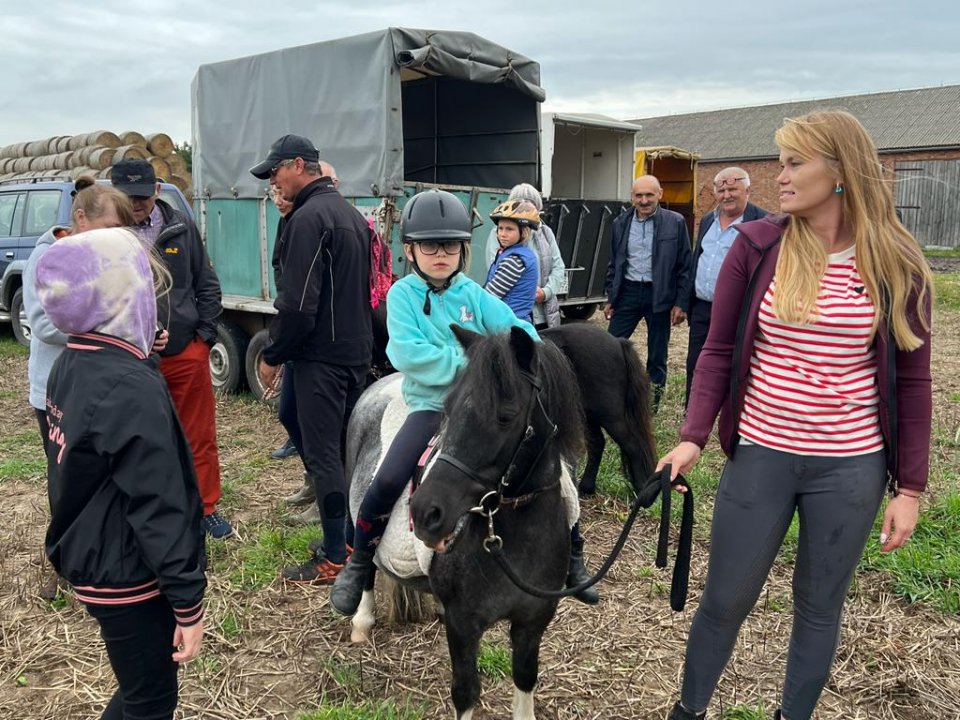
xmin=0 ymin=192 xmax=24 ymax=238
xmin=160 ymin=189 xmax=188 ymax=216
xmin=24 ymin=190 xmax=62 ymax=236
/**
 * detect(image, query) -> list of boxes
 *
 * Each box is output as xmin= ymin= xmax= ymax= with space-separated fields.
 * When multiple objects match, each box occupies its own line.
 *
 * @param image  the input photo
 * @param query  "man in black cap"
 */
xmin=111 ymin=159 xmax=230 ymax=539
xmin=251 ymin=135 xmax=373 ymax=584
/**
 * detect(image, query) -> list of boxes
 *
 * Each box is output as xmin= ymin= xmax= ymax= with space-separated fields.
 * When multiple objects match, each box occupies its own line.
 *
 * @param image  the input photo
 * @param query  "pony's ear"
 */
xmin=450 ymin=324 xmax=483 ymax=352
xmin=509 ymin=326 xmax=536 ymax=373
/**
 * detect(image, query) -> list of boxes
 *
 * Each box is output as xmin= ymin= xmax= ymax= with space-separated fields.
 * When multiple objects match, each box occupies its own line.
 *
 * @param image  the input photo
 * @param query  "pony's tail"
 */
xmin=619 ymin=338 xmax=657 ymax=478
xmin=382 ymin=576 xmax=435 ymax=625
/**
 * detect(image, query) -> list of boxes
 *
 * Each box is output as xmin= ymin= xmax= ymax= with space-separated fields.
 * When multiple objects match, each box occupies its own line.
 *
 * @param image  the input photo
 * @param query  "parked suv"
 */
xmin=0 ymin=177 xmax=193 ymax=346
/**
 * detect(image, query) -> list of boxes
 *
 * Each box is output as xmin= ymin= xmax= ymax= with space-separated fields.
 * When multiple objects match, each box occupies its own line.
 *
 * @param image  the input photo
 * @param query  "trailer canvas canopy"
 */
xmin=191 ymin=28 xmax=545 ymax=199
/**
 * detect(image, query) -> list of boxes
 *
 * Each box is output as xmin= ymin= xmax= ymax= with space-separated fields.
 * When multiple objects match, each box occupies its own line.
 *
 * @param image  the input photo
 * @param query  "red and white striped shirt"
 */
xmin=739 ymin=247 xmax=883 ymax=456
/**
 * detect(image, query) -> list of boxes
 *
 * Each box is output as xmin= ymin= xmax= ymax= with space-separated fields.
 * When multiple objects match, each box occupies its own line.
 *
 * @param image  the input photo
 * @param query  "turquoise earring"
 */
xmin=835 ymin=182 xmax=843 ymax=194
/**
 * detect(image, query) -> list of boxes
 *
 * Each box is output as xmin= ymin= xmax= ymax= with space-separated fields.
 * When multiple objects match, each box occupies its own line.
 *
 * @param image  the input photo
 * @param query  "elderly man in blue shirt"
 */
xmin=684 ymin=167 xmax=768 ymax=408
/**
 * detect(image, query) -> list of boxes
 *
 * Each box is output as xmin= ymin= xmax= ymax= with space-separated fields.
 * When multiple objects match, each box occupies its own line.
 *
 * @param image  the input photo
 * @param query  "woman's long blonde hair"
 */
xmin=773 ymin=111 xmax=932 ymax=350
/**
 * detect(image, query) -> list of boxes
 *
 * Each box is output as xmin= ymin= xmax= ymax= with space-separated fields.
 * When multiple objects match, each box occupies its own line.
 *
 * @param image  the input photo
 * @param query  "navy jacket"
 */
xmin=604 ymin=206 xmax=692 ymax=314
xmin=690 ymin=201 xmax=768 ymax=307
xmin=154 ymin=199 xmax=222 ymax=356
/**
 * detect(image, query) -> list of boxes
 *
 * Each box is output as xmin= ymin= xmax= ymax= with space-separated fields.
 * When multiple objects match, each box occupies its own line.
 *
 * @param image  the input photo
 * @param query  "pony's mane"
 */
xmin=444 ymin=332 xmax=584 ymax=464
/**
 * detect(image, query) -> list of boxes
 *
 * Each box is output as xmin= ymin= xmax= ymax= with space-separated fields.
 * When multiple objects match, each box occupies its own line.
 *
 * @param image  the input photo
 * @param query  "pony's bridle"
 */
xmin=433 ymin=368 xmax=558 ymax=551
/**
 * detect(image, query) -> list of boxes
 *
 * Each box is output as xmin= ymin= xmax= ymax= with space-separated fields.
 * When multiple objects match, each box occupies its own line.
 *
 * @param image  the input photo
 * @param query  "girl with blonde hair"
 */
xmin=660 ymin=110 xmax=933 ymax=720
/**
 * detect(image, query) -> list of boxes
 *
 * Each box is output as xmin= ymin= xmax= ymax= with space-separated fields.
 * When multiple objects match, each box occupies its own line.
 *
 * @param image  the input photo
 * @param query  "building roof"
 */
xmin=629 ymin=85 xmax=960 ymax=161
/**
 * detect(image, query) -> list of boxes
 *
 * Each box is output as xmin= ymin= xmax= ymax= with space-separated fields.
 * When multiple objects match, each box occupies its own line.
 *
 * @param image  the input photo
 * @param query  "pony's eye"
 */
xmin=497 ymin=404 xmax=520 ymax=424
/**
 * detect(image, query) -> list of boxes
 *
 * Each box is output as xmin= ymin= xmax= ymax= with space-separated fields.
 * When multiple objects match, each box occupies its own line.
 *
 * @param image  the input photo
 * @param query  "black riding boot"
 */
xmin=567 ymin=537 xmax=600 ymax=605
xmin=330 ymin=548 xmax=375 ymax=616
xmin=667 ymin=701 xmax=705 ymax=720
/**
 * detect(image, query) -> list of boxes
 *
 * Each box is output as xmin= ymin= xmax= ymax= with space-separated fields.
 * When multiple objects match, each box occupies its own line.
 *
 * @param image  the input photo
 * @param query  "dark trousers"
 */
xmin=85 ymin=596 xmax=179 ymax=720
xmin=277 ymin=361 xmax=303 ymax=456
xmin=680 ymin=445 xmax=886 ymax=719
xmin=355 ymin=410 xmax=442 ymax=551
xmin=684 ymin=297 xmax=712 ymax=409
xmin=35 ymin=408 xmax=51 ymax=455
xmin=607 ymin=280 xmax=671 ymax=388
xmin=294 ymin=359 xmax=367 ymax=563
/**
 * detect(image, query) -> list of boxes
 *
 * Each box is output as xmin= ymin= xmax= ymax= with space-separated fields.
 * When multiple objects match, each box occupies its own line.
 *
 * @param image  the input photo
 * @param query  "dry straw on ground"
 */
xmin=0 ymin=295 xmax=958 ymax=718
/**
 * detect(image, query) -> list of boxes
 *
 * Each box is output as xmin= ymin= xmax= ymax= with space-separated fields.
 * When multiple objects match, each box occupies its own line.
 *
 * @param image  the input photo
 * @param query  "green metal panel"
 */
xmin=391 ymin=185 xmax=508 ymax=284
xmin=204 ymin=198 xmax=265 ymax=299
xmin=201 ymin=185 xmax=511 ymax=308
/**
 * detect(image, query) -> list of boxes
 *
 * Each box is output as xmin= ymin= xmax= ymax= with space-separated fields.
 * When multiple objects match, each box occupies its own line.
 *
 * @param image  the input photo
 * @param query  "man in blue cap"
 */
xmin=251 ymin=135 xmax=373 ymax=584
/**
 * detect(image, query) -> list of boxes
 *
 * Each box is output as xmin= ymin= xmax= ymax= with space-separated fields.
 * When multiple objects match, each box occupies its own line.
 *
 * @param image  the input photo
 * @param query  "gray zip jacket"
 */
xmin=24 ymin=226 xmax=69 ymax=410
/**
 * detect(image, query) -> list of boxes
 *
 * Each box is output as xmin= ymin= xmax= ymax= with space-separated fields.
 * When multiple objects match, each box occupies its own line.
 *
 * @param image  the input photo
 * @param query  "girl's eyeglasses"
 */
xmin=417 ymin=241 xmax=463 ymax=256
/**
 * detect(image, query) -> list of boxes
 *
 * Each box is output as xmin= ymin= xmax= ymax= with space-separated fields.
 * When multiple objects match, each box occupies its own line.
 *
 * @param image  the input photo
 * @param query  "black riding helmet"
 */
xmin=400 ymin=190 xmax=473 ymax=314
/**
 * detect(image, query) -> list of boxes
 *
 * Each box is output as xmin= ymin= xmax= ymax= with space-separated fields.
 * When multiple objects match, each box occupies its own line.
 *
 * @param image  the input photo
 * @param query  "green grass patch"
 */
xmin=477 ymin=640 xmax=511 ymax=680
xmin=216 ymin=609 xmax=243 ymax=640
xmin=934 ymin=273 xmax=960 ymax=312
xmin=296 ymin=700 xmax=426 ymax=720
xmin=322 ymin=658 xmax=362 ymax=692
xmin=0 ymin=429 xmax=47 ymax=483
xmin=859 ymin=491 xmax=960 ymax=613
xmin=0 ymin=337 xmax=28 ymax=358
xmin=721 ymin=704 xmax=769 ymax=719
xmin=924 ymin=247 xmax=960 ymax=257
xmin=216 ymin=523 xmax=323 ymax=590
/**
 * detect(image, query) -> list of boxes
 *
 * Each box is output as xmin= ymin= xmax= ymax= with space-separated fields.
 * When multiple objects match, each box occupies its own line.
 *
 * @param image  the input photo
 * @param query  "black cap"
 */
xmin=250 ymin=134 xmax=320 ymax=179
xmin=111 ymin=159 xmax=157 ymax=197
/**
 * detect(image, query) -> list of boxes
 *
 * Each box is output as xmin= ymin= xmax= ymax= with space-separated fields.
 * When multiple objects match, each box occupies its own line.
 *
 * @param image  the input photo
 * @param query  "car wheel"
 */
xmin=209 ymin=322 xmax=248 ymax=395
xmin=560 ymin=303 xmax=599 ymax=321
xmin=245 ymin=329 xmax=279 ymax=406
xmin=11 ymin=287 xmax=31 ymax=347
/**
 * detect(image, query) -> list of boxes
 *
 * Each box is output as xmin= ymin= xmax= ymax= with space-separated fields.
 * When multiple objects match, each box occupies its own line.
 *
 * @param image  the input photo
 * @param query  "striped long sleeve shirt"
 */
xmin=739 ymin=247 xmax=883 ymax=456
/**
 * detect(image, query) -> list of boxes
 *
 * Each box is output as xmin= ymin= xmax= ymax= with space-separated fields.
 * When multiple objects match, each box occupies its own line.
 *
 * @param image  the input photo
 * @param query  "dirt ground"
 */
xmin=0 ymin=295 xmax=958 ymax=720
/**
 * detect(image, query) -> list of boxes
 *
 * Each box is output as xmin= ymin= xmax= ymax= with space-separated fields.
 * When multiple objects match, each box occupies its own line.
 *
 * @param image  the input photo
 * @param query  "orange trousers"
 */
xmin=159 ymin=338 xmax=221 ymax=515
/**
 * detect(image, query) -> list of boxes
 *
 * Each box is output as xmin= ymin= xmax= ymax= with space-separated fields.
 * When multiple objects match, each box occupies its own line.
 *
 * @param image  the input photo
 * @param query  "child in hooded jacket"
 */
xmin=37 ymin=227 xmax=206 ymax=720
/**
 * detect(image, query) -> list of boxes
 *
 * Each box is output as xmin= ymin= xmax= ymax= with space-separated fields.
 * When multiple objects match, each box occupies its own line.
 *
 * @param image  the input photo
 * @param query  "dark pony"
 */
xmin=410 ymin=326 xmax=583 ymax=720
xmin=541 ymin=323 xmax=657 ymax=496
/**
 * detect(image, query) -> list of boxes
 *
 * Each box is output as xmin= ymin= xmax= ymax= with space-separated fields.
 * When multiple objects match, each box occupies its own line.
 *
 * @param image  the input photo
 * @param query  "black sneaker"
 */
xmin=201 ymin=510 xmax=234 ymax=539
xmin=281 ymin=555 xmax=344 ymax=585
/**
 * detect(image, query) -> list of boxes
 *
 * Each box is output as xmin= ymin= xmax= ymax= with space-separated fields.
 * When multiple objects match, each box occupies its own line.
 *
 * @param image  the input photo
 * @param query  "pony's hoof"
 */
xmin=577 ymin=485 xmax=596 ymax=498
xmin=350 ymin=625 xmax=372 ymax=643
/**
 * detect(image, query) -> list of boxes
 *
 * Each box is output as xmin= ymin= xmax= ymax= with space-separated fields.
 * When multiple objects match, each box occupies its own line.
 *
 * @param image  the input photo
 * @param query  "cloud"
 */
xmin=1 ymin=1 xmax=959 ymax=149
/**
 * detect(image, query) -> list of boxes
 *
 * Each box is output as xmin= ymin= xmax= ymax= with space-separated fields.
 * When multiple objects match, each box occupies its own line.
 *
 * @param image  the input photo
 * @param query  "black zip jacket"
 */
xmin=44 ymin=333 xmax=206 ymax=625
xmin=265 ymin=179 xmax=372 ymax=366
xmin=154 ymin=198 xmax=222 ymax=356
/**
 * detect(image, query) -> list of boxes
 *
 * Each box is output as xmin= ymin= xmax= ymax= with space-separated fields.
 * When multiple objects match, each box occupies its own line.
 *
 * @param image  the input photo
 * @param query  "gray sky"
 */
xmin=2 ymin=0 xmax=959 ymax=146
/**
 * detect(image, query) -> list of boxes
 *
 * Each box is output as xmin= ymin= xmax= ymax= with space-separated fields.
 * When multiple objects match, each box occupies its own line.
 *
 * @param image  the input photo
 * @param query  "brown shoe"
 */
xmin=281 ymin=556 xmax=344 ymax=585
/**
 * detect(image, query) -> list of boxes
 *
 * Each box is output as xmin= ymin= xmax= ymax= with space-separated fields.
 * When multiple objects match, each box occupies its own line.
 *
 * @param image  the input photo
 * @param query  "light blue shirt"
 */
xmin=386 ymin=273 xmax=538 ymax=412
xmin=625 ymin=213 xmax=654 ymax=282
xmin=695 ymin=214 xmax=742 ymax=302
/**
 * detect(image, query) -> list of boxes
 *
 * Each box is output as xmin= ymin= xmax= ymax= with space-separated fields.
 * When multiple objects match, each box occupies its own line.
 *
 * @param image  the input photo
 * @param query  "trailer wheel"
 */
xmin=560 ymin=303 xmax=599 ymax=321
xmin=245 ymin=329 xmax=279 ymax=406
xmin=10 ymin=287 xmax=31 ymax=347
xmin=210 ymin=322 xmax=248 ymax=395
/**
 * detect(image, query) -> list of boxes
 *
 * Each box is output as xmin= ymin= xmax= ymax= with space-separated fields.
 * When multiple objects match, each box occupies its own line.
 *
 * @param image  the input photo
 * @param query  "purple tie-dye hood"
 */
xmin=35 ymin=228 xmax=156 ymax=355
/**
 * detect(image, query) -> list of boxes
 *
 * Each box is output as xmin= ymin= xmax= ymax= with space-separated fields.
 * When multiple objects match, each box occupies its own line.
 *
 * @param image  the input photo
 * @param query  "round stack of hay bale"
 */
xmin=0 ymin=131 xmax=192 ymax=197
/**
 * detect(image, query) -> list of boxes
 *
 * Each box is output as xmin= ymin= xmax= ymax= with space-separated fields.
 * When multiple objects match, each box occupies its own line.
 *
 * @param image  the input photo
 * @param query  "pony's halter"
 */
xmin=434 ymin=368 xmax=559 ymax=548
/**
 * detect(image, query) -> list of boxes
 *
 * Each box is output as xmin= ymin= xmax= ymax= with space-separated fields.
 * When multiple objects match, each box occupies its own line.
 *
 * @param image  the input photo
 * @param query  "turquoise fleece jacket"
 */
xmin=386 ymin=272 xmax=539 ymax=412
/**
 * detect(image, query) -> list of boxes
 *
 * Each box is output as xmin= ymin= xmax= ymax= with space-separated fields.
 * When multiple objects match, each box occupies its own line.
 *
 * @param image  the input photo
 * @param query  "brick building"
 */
xmin=630 ymin=85 xmax=960 ymax=247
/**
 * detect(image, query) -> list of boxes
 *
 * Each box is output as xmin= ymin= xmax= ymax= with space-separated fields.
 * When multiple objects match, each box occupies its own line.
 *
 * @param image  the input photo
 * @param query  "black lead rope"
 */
xmin=486 ymin=465 xmax=694 ymax=612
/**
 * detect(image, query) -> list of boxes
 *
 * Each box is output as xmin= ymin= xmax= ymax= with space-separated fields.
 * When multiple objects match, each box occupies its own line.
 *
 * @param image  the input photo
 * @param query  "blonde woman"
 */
xmin=659 ymin=111 xmax=933 ymax=720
